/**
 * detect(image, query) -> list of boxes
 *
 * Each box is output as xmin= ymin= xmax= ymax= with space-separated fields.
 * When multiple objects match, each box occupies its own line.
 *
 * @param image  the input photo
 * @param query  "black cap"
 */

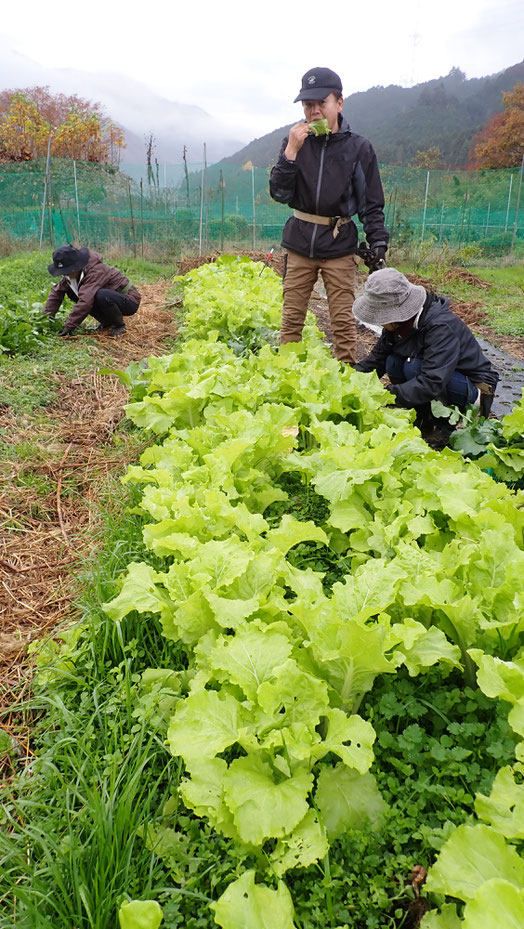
xmin=294 ymin=67 xmax=343 ymax=103
xmin=48 ymin=245 xmax=90 ymax=276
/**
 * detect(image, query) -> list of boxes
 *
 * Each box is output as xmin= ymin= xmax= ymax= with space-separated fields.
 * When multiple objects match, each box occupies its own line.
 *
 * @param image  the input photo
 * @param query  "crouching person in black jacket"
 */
xmin=353 ymin=268 xmax=499 ymax=446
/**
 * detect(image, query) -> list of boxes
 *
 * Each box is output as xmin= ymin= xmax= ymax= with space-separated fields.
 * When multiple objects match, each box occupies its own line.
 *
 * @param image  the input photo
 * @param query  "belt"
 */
xmin=293 ymin=209 xmax=352 ymax=239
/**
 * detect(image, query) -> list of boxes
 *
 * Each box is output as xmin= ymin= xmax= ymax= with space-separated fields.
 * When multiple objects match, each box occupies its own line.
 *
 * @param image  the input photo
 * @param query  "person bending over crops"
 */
xmin=353 ymin=268 xmax=499 ymax=447
xmin=44 ymin=245 xmax=141 ymax=337
xmin=269 ymin=66 xmax=388 ymax=365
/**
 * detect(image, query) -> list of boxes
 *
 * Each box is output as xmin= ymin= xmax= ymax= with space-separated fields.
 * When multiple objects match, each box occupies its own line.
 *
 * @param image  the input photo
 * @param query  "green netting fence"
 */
xmin=0 ymin=157 xmax=522 ymax=256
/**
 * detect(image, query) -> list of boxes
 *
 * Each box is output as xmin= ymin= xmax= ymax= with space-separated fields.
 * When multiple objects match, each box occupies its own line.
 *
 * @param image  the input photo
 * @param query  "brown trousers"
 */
xmin=281 ymin=250 xmax=357 ymax=364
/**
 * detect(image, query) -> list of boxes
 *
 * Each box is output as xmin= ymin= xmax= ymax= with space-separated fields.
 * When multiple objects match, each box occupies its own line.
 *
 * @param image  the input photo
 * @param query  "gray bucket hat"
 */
xmin=352 ymin=268 xmax=426 ymax=327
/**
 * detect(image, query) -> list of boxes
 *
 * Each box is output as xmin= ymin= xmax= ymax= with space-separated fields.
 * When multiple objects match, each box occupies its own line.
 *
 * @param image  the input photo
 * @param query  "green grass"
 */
xmin=397 ymin=260 xmax=524 ymax=338
xmin=0 ymin=483 xmax=181 ymax=929
xmin=0 ymin=253 xmax=175 ymax=413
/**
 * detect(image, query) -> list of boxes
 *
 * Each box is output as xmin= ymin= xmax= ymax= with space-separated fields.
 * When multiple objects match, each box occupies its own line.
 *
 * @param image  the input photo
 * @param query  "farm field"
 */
xmin=1 ymin=251 xmax=524 ymax=929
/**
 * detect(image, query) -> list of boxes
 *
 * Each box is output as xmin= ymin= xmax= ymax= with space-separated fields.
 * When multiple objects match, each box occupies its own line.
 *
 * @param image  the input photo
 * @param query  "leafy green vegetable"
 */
xmin=118 ymin=899 xmax=163 ymax=929
xmin=308 ymin=119 xmax=330 ymax=136
xmin=62 ymin=258 xmax=524 ymax=928
xmin=211 ymin=871 xmax=296 ymax=929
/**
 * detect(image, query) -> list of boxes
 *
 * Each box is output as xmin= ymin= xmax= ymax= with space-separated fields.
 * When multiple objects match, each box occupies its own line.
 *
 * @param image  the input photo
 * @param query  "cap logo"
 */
xmin=308 ymin=76 xmax=316 ymax=84
xmin=58 ymin=262 xmax=63 ymax=267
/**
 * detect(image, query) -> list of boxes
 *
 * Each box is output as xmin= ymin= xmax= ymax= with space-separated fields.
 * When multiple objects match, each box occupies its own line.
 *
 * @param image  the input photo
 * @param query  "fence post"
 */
xmin=219 ymin=169 xmax=225 ymax=251
xmin=73 ymin=160 xmax=81 ymax=239
xmin=505 ymin=174 xmax=513 ymax=232
xmin=510 ymin=153 xmax=524 ymax=254
xmin=39 ymin=135 xmax=52 ymax=250
xmin=252 ymin=165 xmax=256 ymax=250
xmin=420 ymin=171 xmax=430 ymax=242
xmin=128 ymin=181 xmax=137 ymax=257
xmin=199 ymin=143 xmax=207 ymax=256
xmin=458 ymin=193 xmax=468 ymax=249
xmin=484 ymin=203 xmax=490 ymax=238
xmin=140 ymin=180 xmax=145 ymax=257
xmin=389 ymin=189 xmax=397 ymax=245
xmin=439 ymin=202 xmax=445 ymax=241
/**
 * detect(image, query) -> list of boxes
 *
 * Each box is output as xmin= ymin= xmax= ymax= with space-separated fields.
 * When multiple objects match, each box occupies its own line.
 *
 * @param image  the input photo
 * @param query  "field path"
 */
xmin=0 ymin=280 xmax=175 ymax=748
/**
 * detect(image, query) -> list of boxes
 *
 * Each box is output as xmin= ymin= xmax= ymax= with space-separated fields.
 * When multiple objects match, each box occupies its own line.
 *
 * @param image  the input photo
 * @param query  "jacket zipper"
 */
xmin=309 ymin=136 xmax=328 ymax=258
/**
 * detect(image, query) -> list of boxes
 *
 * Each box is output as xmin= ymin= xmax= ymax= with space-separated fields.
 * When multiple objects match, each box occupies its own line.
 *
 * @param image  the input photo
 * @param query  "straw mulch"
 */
xmin=0 ymin=281 xmax=175 ymax=769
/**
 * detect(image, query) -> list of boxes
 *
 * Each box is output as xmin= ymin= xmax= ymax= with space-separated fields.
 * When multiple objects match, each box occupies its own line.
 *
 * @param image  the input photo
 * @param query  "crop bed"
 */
xmin=2 ymin=256 xmax=524 ymax=929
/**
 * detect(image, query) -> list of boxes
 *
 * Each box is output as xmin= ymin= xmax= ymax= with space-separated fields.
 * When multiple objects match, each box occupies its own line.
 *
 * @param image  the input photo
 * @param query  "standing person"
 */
xmin=269 ymin=67 xmax=389 ymax=364
xmin=352 ymin=268 xmax=499 ymax=445
xmin=44 ymin=245 xmax=141 ymax=337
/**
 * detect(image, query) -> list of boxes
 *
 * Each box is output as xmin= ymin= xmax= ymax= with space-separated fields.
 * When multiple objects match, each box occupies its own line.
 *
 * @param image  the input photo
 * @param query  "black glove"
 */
xmin=357 ymin=242 xmax=387 ymax=273
xmin=370 ymin=246 xmax=387 ymax=269
xmin=58 ymin=328 xmax=74 ymax=337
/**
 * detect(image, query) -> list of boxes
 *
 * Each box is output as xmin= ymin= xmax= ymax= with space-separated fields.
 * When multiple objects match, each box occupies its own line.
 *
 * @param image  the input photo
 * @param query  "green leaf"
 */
xmin=103 ymin=562 xmax=170 ymax=621
xmin=475 ymin=766 xmax=524 ymax=840
xmin=308 ymin=118 xmax=330 ymax=136
xmin=256 ymin=657 xmax=329 ymax=729
xmin=179 ymin=757 xmax=239 ymax=839
xmin=203 ymin=591 xmax=261 ymax=630
xmin=469 ymin=650 xmax=524 ymax=704
xmin=425 ymin=823 xmax=524 ymax=902
xmin=420 ymin=904 xmax=462 ymax=928
xmin=118 ymin=900 xmax=163 ymax=929
xmin=211 ymin=871 xmax=296 ymax=929
xmin=301 ymin=614 xmax=395 ymax=709
xmin=270 ymin=809 xmax=329 ymax=877
xmin=208 ymin=624 xmax=293 ymax=701
xmin=167 ymin=689 xmax=245 ymax=763
xmin=191 ymin=539 xmax=254 ymax=588
xmin=315 ymin=764 xmax=387 ymax=839
xmin=222 ymin=755 xmax=313 ymax=845
xmin=311 ymin=708 xmax=376 ymax=773
xmin=265 ymin=514 xmax=328 ymax=554
xmin=391 ymin=618 xmax=462 ymax=675
xmin=331 ymin=558 xmax=407 ymax=621
xmin=463 ymin=879 xmax=524 ymax=929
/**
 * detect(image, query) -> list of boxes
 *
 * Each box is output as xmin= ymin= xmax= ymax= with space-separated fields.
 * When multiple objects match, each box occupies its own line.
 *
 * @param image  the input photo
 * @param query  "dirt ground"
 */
xmin=2 ymin=254 xmax=523 ymax=763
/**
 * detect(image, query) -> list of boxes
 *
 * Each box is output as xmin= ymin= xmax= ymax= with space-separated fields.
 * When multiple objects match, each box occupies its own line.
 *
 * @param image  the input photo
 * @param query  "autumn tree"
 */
xmin=410 ymin=147 xmax=444 ymax=169
xmin=471 ymin=84 xmax=524 ymax=168
xmin=0 ymin=93 xmax=49 ymax=161
xmin=0 ymin=86 xmax=125 ymax=164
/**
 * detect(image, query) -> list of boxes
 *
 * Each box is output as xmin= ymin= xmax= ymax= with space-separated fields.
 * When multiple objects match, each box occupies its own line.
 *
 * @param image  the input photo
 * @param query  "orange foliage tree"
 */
xmin=0 ymin=86 xmax=125 ymax=164
xmin=471 ymin=84 xmax=524 ymax=168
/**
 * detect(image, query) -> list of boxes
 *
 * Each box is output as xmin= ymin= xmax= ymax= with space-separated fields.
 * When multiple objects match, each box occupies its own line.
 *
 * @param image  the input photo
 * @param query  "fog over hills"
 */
xmin=1 ymin=45 xmax=522 ymax=170
xmin=0 ymin=46 xmax=246 ymax=165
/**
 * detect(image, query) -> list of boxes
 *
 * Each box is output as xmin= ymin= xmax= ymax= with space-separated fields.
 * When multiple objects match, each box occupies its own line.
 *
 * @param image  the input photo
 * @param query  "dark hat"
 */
xmin=352 ymin=269 xmax=427 ymax=327
xmin=294 ymin=67 xmax=343 ymax=102
xmin=48 ymin=244 xmax=90 ymax=276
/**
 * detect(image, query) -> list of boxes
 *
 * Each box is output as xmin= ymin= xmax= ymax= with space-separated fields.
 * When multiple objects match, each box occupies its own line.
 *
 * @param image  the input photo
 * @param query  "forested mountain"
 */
xmin=221 ymin=61 xmax=524 ymax=169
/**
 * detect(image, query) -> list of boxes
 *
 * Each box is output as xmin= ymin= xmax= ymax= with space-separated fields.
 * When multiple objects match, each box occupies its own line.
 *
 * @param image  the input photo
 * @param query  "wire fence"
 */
xmin=0 ymin=156 xmax=522 ymax=257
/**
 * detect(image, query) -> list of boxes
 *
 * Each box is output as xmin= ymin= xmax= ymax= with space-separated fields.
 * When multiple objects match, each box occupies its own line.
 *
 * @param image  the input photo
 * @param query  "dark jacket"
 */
xmin=44 ymin=250 xmax=141 ymax=331
xmin=269 ymin=116 xmax=388 ymax=260
xmin=355 ymin=294 xmax=499 ymax=407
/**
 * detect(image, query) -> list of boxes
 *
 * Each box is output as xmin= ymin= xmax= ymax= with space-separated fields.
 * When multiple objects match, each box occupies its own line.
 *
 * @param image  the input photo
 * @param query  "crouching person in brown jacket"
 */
xmin=44 ymin=245 xmax=141 ymax=337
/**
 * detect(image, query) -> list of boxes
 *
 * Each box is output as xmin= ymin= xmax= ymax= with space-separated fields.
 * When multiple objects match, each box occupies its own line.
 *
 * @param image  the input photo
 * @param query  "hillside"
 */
xmin=220 ymin=61 xmax=524 ymax=169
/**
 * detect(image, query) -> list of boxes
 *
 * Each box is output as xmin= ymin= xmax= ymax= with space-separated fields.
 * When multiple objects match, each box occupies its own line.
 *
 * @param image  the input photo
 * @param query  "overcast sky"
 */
xmin=2 ymin=0 xmax=523 ymax=144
